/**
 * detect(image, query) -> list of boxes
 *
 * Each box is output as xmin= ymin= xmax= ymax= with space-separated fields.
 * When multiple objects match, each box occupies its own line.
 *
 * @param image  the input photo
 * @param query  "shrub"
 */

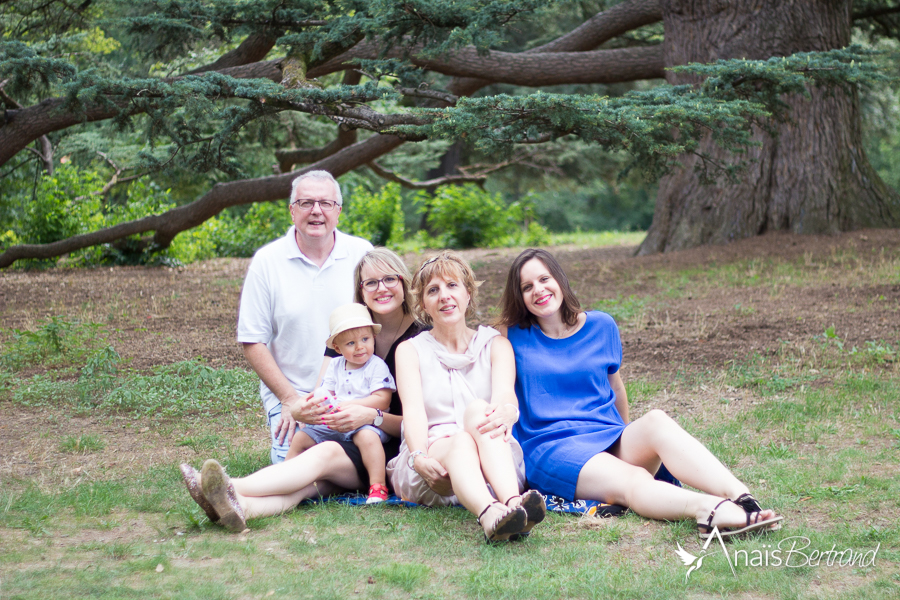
xmin=422 ymin=185 xmax=511 ymax=249
xmin=207 ymin=201 xmax=293 ymax=257
xmin=342 ymin=183 xmax=406 ymax=247
xmin=421 ymin=185 xmax=549 ymax=249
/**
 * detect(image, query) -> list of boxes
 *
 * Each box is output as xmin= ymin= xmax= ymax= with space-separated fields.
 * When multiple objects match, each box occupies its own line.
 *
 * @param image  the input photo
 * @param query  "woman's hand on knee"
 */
xmin=415 ymin=457 xmax=452 ymax=496
xmin=289 ymin=392 xmax=331 ymax=425
xmin=475 ymin=403 xmax=516 ymax=442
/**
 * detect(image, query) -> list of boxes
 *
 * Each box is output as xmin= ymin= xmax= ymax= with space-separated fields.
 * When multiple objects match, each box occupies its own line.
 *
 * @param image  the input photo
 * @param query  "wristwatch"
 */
xmin=372 ymin=409 xmax=384 ymax=427
xmin=407 ymin=450 xmax=426 ymax=469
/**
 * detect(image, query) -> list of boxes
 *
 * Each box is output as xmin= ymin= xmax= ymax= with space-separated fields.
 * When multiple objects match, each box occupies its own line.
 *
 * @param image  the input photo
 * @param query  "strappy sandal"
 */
xmin=180 ymin=463 xmax=219 ymax=522
xmin=477 ymin=501 xmax=526 ymax=543
xmin=200 ymin=459 xmax=247 ymax=533
xmin=733 ymin=492 xmax=763 ymax=514
xmin=505 ymin=490 xmax=547 ymax=540
xmin=698 ymin=499 xmax=784 ymax=540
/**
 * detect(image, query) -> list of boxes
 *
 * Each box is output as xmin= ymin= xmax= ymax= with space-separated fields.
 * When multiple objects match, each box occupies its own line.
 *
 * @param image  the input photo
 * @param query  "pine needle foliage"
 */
xmin=0 ymin=2 xmax=889 ymax=182
xmin=1 ymin=0 xmax=897 ymax=267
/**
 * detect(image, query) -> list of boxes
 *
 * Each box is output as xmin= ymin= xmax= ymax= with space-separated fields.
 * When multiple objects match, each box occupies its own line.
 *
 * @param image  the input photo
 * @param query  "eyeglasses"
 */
xmin=291 ymin=199 xmax=339 ymax=212
xmin=360 ymin=275 xmax=402 ymax=292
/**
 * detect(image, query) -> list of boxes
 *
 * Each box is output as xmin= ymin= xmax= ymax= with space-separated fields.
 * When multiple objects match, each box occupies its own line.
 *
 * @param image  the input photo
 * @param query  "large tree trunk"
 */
xmin=638 ymin=0 xmax=900 ymax=255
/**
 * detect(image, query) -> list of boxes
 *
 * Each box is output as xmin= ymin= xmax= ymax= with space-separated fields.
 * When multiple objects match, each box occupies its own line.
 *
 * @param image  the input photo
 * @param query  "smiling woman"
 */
xmin=498 ymin=248 xmax=784 ymax=540
xmin=387 ymin=251 xmax=547 ymax=543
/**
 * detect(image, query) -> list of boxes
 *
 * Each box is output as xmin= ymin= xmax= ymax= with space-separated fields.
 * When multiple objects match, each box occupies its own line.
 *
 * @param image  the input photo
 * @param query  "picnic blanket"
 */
xmin=299 ymin=464 xmax=680 ymax=517
xmin=300 ymin=492 xmax=628 ymax=517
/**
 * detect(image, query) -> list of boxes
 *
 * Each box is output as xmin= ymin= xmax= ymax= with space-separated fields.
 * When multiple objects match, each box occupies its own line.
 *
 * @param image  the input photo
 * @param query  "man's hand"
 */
xmin=288 ymin=392 xmax=332 ymax=426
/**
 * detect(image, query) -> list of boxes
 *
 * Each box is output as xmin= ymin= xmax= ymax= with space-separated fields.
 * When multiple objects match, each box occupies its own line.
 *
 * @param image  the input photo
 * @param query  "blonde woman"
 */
xmin=388 ymin=251 xmax=546 ymax=542
xmin=183 ymin=249 xmax=447 ymax=530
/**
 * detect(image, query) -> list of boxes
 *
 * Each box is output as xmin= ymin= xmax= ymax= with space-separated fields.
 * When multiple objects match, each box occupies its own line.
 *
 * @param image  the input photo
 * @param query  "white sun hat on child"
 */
xmin=325 ymin=303 xmax=383 ymax=349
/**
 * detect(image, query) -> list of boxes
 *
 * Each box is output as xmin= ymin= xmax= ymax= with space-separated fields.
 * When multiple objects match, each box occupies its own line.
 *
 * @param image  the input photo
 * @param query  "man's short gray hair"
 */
xmin=290 ymin=170 xmax=343 ymax=205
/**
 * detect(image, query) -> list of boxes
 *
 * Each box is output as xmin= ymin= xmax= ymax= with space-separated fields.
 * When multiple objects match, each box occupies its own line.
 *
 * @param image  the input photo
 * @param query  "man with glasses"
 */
xmin=237 ymin=170 xmax=373 ymax=463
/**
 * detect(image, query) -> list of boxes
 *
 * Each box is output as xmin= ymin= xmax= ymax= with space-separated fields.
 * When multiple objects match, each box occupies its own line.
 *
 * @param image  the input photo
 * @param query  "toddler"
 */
xmin=288 ymin=303 xmax=395 ymax=504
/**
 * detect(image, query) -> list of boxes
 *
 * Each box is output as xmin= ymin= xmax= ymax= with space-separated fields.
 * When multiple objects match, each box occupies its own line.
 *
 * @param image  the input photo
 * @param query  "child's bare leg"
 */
xmin=352 ymin=429 xmax=386 ymax=485
xmin=286 ymin=431 xmax=316 ymax=460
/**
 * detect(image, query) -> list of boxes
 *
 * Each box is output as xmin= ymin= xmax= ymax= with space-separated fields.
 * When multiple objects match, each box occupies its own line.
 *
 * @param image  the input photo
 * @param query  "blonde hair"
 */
xmin=411 ymin=251 xmax=478 ymax=325
xmin=354 ymin=248 xmax=414 ymax=316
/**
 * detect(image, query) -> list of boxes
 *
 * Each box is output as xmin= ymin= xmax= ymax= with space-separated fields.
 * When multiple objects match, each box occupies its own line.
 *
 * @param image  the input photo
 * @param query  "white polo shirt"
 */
xmin=237 ymin=226 xmax=373 ymax=414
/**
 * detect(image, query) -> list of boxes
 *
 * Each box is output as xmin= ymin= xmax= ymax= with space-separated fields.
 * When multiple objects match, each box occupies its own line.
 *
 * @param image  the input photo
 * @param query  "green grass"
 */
xmin=2 ymin=366 xmax=897 ymax=598
xmin=651 ymin=248 xmax=900 ymax=298
xmin=59 ymin=434 xmax=106 ymax=454
xmin=3 ymin=241 xmax=899 ymax=598
xmin=0 ymin=316 xmax=110 ymax=372
xmin=546 ymin=230 xmax=647 ymax=248
xmin=6 ymin=358 xmax=259 ymax=419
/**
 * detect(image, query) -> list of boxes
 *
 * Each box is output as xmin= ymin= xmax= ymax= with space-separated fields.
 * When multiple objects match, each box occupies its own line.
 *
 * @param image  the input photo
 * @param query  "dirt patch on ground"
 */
xmin=1 ymin=228 xmax=898 ymax=481
xmin=2 ymin=229 xmax=897 ymax=377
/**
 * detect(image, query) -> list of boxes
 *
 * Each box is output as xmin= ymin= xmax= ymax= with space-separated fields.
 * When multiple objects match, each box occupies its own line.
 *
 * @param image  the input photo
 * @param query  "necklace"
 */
xmin=379 ymin=313 xmax=409 ymax=351
xmin=543 ymin=323 xmax=571 ymax=339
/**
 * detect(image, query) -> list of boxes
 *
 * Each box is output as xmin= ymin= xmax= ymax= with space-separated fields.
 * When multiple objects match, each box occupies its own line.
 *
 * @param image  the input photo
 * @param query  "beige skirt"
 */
xmin=387 ymin=435 xmax=527 ymax=507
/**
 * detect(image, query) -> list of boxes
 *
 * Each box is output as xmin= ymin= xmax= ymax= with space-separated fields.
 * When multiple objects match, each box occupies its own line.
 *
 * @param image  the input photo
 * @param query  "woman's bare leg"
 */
xmin=613 ymin=409 xmax=749 ymax=499
xmin=428 ymin=434 xmax=496 ymax=516
xmin=226 ymin=442 xmax=363 ymax=518
xmin=462 ymin=399 xmax=520 ymax=504
xmin=241 ymin=481 xmax=342 ymax=519
xmin=576 ymin=452 xmax=777 ymax=527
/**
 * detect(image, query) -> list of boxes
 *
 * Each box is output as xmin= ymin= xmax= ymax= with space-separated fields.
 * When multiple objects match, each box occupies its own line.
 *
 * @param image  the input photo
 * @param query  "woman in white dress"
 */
xmin=388 ymin=251 xmax=546 ymax=542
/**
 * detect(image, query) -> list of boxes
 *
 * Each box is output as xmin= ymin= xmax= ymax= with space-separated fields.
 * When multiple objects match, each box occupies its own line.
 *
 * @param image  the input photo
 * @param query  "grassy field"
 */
xmin=0 ymin=231 xmax=898 ymax=599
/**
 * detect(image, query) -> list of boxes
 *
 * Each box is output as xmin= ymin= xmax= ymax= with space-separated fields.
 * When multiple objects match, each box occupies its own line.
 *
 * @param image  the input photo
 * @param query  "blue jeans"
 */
xmin=267 ymin=405 xmax=303 ymax=464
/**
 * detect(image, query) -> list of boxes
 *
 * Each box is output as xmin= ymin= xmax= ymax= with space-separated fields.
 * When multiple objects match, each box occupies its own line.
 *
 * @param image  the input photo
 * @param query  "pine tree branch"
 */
xmin=366 ymin=148 xmax=548 ymax=189
xmin=539 ymin=0 xmax=663 ymax=53
xmin=853 ymin=5 xmax=900 ymax=20
xmin=431 ymin=0 xmax=663 ymax=99
xmin=315 ymin=43 xmax=664 ymax=86
xmin=396 ymin=86 xmax=459 ymax=105
xmin=0 ymin=134 xmax=404 ymax=267
xmin=86 ymin=151 xmax=147 ymax=196
xmin=0 ymin=79 xmax=53 ymax=174
xmin=366 ymin=161 xmax=489 ymax=189
xmin=274 ymin=126 xmax=358 ymax=173
xmin=186 ymin=31 xmax=280 ymax=75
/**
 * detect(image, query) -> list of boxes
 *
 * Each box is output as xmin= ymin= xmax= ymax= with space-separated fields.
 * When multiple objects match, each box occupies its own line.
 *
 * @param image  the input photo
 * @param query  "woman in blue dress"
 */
xmin=495 ymin=249 xmax=782 ymax=538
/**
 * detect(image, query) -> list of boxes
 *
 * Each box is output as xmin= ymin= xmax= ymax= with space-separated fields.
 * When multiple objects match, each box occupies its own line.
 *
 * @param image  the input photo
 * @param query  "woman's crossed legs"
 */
xmin=230 ymin=441 xmax=364 ymax=519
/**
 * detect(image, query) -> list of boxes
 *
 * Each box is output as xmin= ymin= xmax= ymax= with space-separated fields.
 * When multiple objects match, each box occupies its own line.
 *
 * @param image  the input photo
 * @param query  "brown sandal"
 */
xmin=477 ymin=502 xmax=526 ymax=543
xmin=505 ymin=490 xmax=547 ymax=539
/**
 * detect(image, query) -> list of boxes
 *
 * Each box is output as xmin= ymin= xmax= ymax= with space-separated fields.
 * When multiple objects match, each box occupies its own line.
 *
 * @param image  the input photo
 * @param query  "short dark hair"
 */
xmin=498 ymin=248 xmax=581 ymax=329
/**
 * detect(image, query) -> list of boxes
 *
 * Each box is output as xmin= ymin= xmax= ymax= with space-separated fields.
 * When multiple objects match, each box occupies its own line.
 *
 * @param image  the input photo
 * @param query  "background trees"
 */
xmin=1 ymin=0 xmax=898 ymax=267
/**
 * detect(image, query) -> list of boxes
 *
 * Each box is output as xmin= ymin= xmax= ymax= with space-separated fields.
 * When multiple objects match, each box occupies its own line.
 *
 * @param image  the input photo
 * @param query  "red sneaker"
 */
xmin=366 ymin=483 xmax=389 ymax=504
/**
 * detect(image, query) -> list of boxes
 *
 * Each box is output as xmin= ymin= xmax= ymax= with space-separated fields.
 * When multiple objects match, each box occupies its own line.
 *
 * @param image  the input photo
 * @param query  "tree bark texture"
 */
xmin=639 ymin=0 xmax=900 ymax=254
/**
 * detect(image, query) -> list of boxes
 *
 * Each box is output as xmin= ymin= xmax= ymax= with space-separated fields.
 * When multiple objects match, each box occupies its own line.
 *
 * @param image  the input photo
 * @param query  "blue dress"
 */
xmin=509 ymin=311 xmax=626 ymax=499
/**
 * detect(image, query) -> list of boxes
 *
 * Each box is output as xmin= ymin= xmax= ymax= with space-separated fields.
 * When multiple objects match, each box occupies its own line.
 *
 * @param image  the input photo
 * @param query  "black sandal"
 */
xmin=698 ymin=499 xmax=783 ymax=540
xmin=733 ymin=492 xmax=763 ymax=514
xmin=477 ymin=502 xmax=526 ymax=543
